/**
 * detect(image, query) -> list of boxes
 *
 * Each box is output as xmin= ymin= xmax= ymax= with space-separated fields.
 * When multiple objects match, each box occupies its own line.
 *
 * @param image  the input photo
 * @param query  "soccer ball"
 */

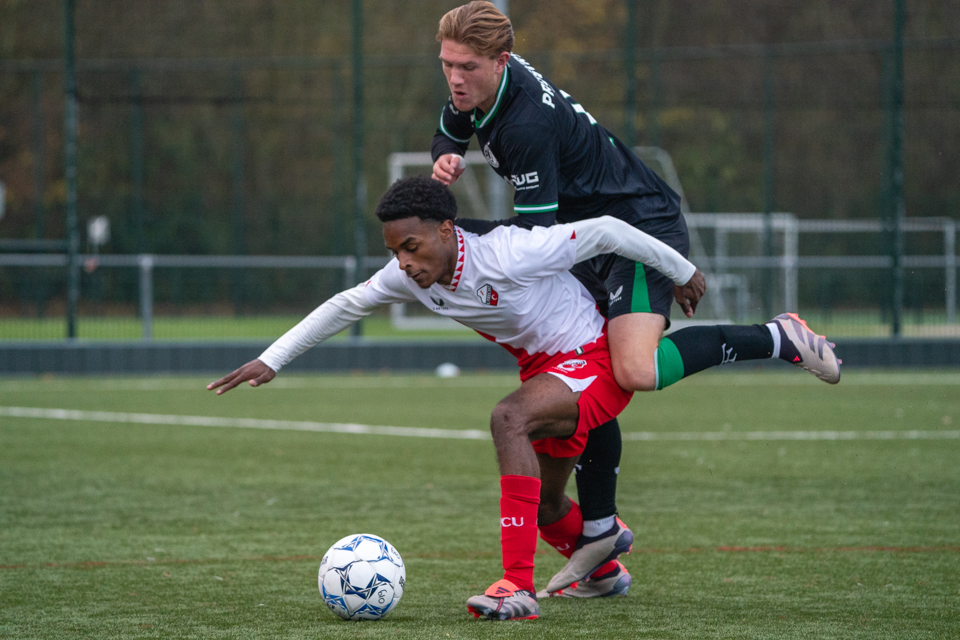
xmin=318 ymin=533 xmax=405 ymax=621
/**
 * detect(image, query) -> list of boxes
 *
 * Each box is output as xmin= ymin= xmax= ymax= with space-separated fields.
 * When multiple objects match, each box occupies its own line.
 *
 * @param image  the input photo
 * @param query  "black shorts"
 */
xmin=569 ymin=202 xmax=690 ymax=327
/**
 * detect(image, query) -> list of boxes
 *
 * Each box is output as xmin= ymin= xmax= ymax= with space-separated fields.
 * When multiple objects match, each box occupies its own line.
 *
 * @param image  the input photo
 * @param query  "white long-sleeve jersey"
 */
xmin=258 ymin=216 xmax=696 ymax=373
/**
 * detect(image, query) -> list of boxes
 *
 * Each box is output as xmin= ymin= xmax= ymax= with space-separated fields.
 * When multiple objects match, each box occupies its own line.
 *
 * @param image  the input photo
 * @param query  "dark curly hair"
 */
xmin=375 ymin=175 xmax=458 ymax=224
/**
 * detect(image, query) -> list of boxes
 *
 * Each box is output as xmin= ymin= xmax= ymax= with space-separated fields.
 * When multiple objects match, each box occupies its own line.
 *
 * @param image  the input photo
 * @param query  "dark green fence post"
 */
xmin=230 ymin=67 xmax=246 ymax=315
xmin=762 ymin=49 xmax=776 ymax=318
xmin=889 ymin=0 xmax=906 ymax=337
xmin=351 ymin=0 xmax=365 ymax=337
xmin=623 ymin=0 xmax=637 ymax=147
xmin=33 ymin=71 xmax=46 ymax=242
xmin=333 ymin=61 xmax=347 ymax=256
xmin=649 ymin=51 xmax=661 ymax=148
xmin=64 ymin=0 xmax=80 ymax=339
xmin=129 ymin=68 xmax=145 ymax=254
xmin=33 ymin=70 xmax=47 ymax=318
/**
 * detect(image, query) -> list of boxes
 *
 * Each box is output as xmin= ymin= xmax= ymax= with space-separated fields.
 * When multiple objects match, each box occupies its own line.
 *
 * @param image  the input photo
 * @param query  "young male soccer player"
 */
xmin=208 ymin=176 xmax=705 ymax=620
xmin=430 ymin=0 xmax=841 ymax=595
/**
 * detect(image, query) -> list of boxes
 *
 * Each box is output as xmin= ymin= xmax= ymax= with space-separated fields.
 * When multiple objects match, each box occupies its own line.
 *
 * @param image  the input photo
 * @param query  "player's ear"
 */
xmin=437 ymin=219 xmax=455 ymax=240
xmin=495 ymin=51 xmax=510 ymax=73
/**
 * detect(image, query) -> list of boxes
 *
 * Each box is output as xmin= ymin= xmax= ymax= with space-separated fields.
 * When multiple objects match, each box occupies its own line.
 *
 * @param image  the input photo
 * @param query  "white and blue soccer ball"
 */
xmin=318 ymin=533 xmax=405 ymax=621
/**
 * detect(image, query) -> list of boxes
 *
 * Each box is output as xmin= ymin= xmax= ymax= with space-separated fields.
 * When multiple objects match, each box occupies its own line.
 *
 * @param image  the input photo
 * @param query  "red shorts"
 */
xmin=524 ymin=334 xmax=633 ymax=459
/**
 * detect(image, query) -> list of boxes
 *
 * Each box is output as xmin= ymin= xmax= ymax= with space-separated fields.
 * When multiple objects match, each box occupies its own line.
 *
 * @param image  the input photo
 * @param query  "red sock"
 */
xmin=499 ymin=475 xmax=541 ymax=592
xmin=592 ymin=558 xmax=619 ymax=576
xmin=539 ymin=500 xmax=583 ymax=558
xmin=539 ymin=501 xmax=619 ymax=578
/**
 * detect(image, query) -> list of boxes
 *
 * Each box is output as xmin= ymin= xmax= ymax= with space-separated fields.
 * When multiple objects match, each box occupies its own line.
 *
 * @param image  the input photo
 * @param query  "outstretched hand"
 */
xmin=674 ymin=268 xmax=707 ymax=318
xmin=207 ymin=359 xmax=276 ymax=395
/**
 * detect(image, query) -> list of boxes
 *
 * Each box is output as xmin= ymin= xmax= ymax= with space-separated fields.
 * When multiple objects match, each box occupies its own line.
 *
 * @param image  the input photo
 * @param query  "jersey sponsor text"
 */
xmin=509 ymin=172 xmax=540 ymax=190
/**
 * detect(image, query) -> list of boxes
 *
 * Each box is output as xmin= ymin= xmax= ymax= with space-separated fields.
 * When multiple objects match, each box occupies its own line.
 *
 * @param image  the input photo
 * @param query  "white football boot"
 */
xmin=544 ymin=517 xmax=634 ymax=594
xmin=771 ymin=313 xmax=841 ymax=384
xmin=538 ymin=560 xmax=631 ymax=598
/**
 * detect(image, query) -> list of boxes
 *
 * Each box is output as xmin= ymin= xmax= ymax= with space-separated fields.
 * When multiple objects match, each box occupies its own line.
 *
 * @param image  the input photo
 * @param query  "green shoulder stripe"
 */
xmin=439 ymin=106 xmax=472 ymax=144
xmin=475 ymin=65 xmax=510 ymax=129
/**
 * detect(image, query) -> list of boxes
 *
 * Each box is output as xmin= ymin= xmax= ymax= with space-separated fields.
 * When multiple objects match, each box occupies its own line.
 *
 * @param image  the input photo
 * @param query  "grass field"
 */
xmin=1 ymin=370 xmax=959 ymax=639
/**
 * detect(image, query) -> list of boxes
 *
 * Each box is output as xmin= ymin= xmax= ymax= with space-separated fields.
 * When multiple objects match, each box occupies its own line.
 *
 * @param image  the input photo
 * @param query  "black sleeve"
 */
xmin=431 ymin=98 xmax=474 ymax=161
xmin=497 ymin=121 xmax=561 ymax=218
xmin=432 ymin=133 xmax=467 ymax=162
xmin=455 ymin=210 xmax=556 ymax=236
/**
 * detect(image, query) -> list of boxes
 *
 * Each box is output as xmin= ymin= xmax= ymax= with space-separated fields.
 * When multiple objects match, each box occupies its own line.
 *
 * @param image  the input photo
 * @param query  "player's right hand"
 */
xmin=674 ymin=268 xmax=707 ymax=318
xmin=432 ymin=154 xmax=465 ymax=185
xmin=207 ymin=358 xmax=276 ymax=395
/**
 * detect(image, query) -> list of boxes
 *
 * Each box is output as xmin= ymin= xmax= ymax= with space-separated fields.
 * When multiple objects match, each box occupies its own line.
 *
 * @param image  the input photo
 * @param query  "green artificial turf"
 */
xmin=0 ymin=314 xmax=478 ymax=342
xmin=1 ymin=370 xmax=958 ymax=639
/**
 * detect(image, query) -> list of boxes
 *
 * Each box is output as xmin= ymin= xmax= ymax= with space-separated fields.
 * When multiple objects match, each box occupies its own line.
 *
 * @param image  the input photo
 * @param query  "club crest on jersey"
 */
xmin=556 ymin=359 xmax=588 ymax=373
xmin=482 ymin=142 xmax=500 ymax=169
xmin=476 ymin=284 xmax=499 ymax=306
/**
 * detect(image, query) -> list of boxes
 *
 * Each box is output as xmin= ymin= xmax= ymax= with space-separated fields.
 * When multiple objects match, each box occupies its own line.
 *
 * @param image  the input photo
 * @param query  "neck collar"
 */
xmin=474 ymin=63 xmax=510 ymax=129
xmin=441 ymin=227 xmax=465 ymax=291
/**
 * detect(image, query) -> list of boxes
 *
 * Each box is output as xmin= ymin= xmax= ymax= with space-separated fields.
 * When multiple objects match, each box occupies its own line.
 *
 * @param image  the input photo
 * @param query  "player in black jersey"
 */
xmin=431 ymin=1 xmax=841 ymax=598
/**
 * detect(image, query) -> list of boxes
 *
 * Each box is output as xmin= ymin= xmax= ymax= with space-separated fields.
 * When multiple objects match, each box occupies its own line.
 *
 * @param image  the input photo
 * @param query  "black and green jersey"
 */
xmin=431 ymin=53 xmax=682 ymax=229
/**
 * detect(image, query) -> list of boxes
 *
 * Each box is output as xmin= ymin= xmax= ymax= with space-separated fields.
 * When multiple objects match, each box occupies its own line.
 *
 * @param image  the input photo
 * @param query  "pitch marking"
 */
xmin=2 ymin=406 xmax=959 ymax=442
xmin=2 ymin=371 xmax=959 ymax=394
xmin=0 ymin=406 xmax=489 ymax=440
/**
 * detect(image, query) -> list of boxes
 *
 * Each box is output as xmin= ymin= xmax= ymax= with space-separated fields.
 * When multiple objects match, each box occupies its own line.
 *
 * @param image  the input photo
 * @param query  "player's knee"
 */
xmin=613 ymin=360 xmax=658 ymax=392
xmin=489 ymin=400 xmax=530 ymax=442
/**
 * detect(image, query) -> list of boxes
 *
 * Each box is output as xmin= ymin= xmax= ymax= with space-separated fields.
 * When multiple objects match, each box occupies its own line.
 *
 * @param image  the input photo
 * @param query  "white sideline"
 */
xmin=2 ymin=371 xmax=960 ymax=393
xmin=0 ymin=406 xmax=489 ymax=440
xmin=2 ymin=406 xmax=959 ymax=442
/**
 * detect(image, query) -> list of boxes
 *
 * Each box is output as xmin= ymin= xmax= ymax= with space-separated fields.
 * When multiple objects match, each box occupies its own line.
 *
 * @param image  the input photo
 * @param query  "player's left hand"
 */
xmin=207 ymin=358 xmax=276 ymax=395
xmin=674 ymin=268 xmax=706 ymax=318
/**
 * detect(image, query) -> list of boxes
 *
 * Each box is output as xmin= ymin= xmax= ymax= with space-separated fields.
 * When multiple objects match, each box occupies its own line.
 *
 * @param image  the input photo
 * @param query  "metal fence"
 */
xmin=3 ymin=211 xmax=959 ymax=341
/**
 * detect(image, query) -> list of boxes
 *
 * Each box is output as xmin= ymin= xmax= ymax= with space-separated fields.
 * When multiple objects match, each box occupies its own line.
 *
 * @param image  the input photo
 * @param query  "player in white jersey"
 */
xmin=208 ymin=176 xmax=702 ymax=620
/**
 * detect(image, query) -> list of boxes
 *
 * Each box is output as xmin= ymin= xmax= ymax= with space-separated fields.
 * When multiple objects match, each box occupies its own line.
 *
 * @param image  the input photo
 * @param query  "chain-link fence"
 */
xmin=1 ymin=1 xmax=958 ymax=340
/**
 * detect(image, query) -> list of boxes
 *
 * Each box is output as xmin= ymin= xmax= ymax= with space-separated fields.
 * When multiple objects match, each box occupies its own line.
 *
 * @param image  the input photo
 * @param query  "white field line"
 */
xmin=0 ymin=406 xmax=489 ymax=440
xmin=2 ymin=406 xmax=959 ymax=442
xmin=2 ymin=372 xmax=960 ymax=394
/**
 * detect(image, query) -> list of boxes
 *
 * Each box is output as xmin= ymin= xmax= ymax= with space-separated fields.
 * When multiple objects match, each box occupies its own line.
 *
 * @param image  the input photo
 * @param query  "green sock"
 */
xmin=654 ymin=325 xmax=776 ymax=390
xmin=654 ymin=337 xmax=685 ymax=390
